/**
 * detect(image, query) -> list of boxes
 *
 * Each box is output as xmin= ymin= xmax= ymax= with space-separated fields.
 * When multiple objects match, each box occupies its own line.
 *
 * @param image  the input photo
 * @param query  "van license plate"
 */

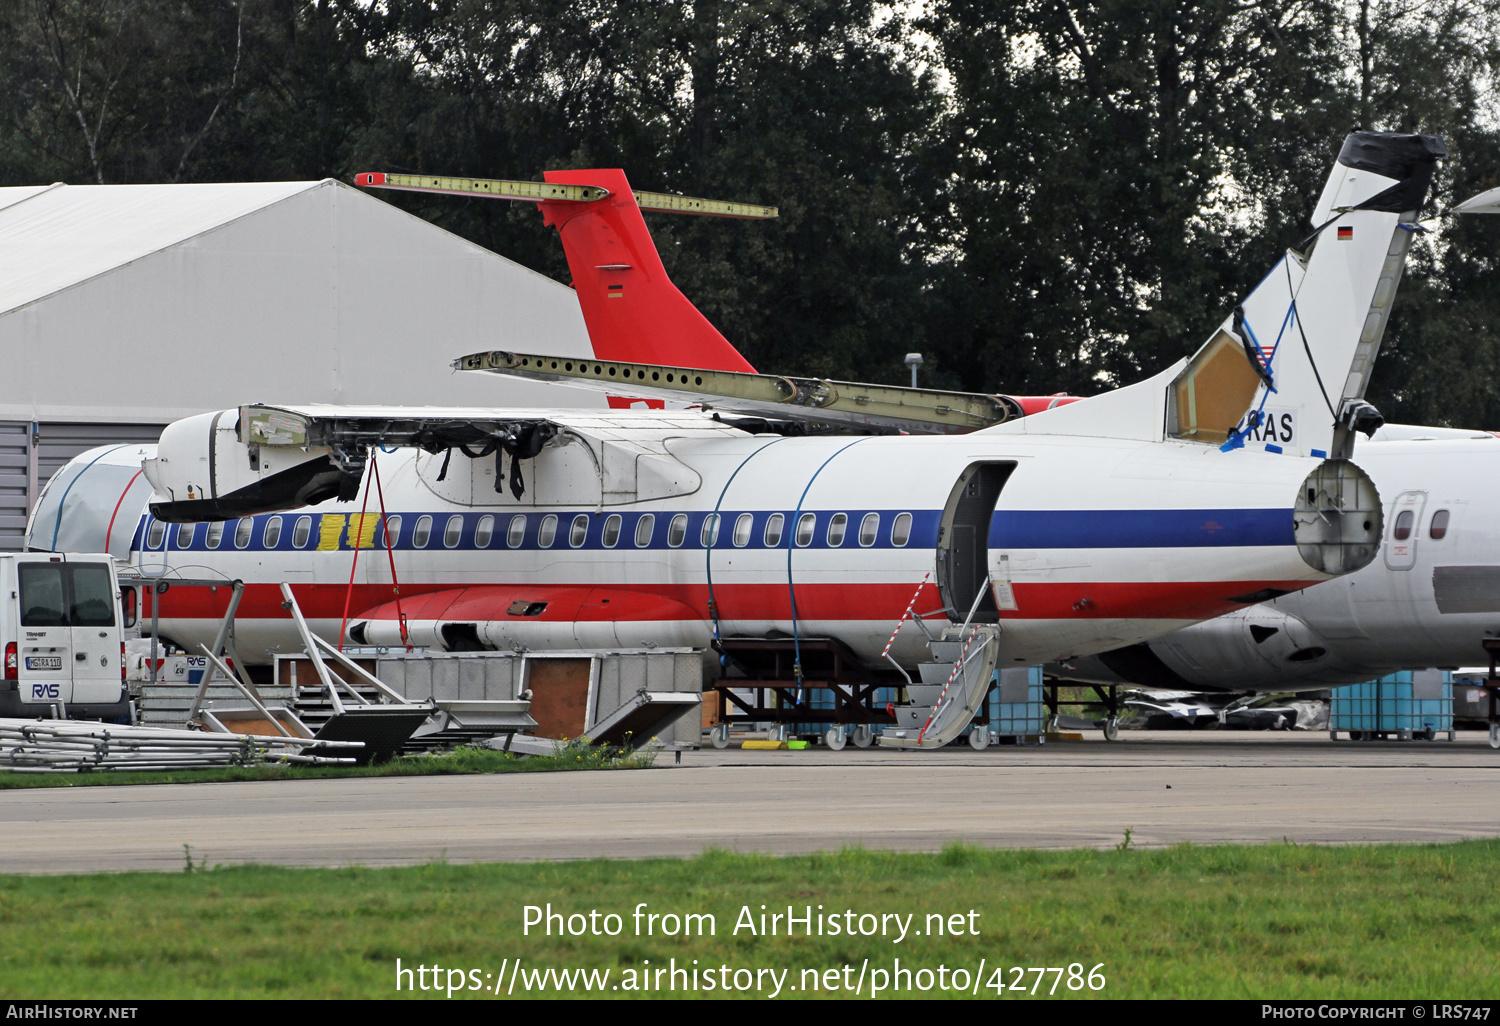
xmin=25 ymin=656 xmax=62 ymax=671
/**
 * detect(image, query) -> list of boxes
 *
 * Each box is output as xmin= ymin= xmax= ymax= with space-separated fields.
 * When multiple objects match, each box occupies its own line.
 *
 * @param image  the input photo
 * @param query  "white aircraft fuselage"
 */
xmin=35 ymin=414 xmax=1361 ymax=671
xmin=1057 ymin=429 xmax=1500 ymax=690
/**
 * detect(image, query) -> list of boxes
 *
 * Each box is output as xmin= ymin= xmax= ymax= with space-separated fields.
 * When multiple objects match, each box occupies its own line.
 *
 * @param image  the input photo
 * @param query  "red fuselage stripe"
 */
xmin=144 ymin=578 xmax=1314 ymax=625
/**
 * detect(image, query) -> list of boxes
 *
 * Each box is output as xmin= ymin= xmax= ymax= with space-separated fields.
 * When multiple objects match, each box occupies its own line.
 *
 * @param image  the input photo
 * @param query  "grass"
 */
xmin=0 ymin=841 xmax=1495 ymax=999
xmin=0 ymin=739 xmax=656 ymax=789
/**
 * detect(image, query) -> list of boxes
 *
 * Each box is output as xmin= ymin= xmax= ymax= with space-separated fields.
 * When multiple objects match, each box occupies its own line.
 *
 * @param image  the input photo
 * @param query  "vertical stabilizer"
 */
xmin=991 ymin=131 xmax=1444 ymax=456
xmin=540 ymin=169 xmax=757 ymax=374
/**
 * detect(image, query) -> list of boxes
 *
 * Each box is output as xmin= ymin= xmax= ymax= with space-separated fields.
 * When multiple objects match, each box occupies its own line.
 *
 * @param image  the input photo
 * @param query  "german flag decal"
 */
xmin=607 ymin=284 xmax=624 ymax=299
xmin=1337 ymin=225 xmax=1353 ymax=240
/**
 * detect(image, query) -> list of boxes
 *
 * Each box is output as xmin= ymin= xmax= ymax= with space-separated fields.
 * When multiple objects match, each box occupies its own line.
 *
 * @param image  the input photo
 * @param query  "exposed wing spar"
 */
xmin=454 ymin=350 xmax=1024 ymax=434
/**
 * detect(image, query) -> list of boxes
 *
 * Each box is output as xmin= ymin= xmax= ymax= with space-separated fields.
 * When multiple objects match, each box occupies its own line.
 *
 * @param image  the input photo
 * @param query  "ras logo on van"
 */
xmin=29 ymin=682 xmax=60 ymax=700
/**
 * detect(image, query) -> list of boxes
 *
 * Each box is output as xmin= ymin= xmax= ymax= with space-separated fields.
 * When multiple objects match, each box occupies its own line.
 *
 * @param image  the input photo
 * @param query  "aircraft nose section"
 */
xmin=1293 ymin=459 xmax=1382 ymax=576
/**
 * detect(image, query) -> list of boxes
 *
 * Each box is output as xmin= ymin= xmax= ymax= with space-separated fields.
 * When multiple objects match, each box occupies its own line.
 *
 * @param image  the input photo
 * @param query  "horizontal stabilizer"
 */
xmin=1453 ymin=186 xmax=1500 ymax=214
xmin=355 ymin=169 xmax=769 ymax=376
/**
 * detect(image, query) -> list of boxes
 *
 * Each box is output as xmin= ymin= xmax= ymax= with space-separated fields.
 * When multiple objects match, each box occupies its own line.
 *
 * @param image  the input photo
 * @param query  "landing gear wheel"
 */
xmin=825 ymin=727 xmax=847 ymax=751
xmin=852 ymin=724 xmax=874 ymax=749
xmin=1490 ymin=724 xmax=1500 ymax=750
xmin=968 ymin=727 xmax=990 ymax=751
xmin=1103 ymin=717 xmax=1120 ymax=742
xmin=711 ymin=723 xmax=730 ymax=749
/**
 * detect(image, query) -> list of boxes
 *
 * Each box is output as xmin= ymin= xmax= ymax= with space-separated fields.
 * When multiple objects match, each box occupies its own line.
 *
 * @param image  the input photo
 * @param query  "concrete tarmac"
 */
xmin=4 ymin=732 xmax=1500 ymax=874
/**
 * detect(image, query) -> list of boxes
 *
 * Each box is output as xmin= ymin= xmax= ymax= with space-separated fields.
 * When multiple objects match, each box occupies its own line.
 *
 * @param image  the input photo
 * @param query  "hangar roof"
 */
xmin=0 ymin=180 xmax=319 ymax=313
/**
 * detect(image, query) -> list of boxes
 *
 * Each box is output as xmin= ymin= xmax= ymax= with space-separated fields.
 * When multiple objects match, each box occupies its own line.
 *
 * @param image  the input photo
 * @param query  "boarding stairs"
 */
xmin=877 ymin=626 xmax=1001 ymax=749
xmin=876 ymin=573 xmax=1002 ymax=750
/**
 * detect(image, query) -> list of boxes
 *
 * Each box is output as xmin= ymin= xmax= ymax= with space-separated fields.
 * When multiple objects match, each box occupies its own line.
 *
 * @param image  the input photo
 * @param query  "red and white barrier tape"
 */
xmin=916 ymin=626 xmax=979 ymax=746
xmin=880 ymin=573 xmax=931 ymax=658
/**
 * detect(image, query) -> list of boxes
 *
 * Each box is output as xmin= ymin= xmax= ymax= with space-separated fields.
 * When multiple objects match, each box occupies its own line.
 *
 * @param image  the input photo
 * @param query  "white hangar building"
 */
xmin=0 ymin=179 xmax=599 ymax=549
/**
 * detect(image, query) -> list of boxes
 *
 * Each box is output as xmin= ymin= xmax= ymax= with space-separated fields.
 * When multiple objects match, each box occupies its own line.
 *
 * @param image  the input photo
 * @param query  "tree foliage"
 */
xmin=0 ymin=0 xmax=1494 ymax=423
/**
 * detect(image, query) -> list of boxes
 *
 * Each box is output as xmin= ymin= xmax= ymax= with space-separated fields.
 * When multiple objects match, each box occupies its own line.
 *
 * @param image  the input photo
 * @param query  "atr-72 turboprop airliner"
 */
xmin=22 ymin=133 xmax=1449 ymax=715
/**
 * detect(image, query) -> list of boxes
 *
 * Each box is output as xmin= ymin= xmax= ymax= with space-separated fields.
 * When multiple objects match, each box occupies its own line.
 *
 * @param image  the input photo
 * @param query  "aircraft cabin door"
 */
xmin=936 ymin=462 xmax=1015 ymax=623
xmin=1383 ymin=491 xmax=1426 ymax=571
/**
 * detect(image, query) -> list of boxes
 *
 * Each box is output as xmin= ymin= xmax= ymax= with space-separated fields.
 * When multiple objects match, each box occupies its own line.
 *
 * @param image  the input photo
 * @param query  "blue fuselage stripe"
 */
xmin=990 ymin=508 xmax=1294 ymax=549
xmin=139 ymin=506 xmax=1295 ymax=555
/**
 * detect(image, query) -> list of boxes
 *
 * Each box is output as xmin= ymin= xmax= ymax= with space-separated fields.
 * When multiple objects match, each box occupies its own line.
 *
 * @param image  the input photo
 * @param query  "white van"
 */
xmin=0 ymin=554 xmax=129 ymax=720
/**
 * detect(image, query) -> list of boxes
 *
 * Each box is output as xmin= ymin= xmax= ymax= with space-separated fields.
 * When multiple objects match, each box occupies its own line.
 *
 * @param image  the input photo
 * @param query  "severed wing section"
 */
xmin=454 ymin=349 xmax=1024 ymax=435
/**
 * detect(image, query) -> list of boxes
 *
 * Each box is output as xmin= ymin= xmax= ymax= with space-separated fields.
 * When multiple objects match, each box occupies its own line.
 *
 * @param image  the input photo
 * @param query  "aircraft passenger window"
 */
xmin=234 ymin=518 xmax=253 ymax=549
xmin=444 ymin=515 xmax=464 ymax=548
xmin=668 ymin=514 xmax=688 ymax=548
xmin=1430 ymin=509 xmax=1450 ymax=540
xmin=764 ymin=513 xmax=784 ymax=547
xmin=475 ymin=515 xmax=494 ymax=548
xmin=507 ymin=515 xmax=529 ymax=548
xmin=859 ymin=513 xmax=880 ymax=546
xmin=206 ymin=521 xmax=224 ymax=549
xmin=795 ymin=513 xmax=817 ymax=547
xmin=413 ymin=515 xmax=433 ymax=548
xmin=701 ymin=513 xmax=720 ymax=548
xmin=602 ymin=514 xmax=623 ymax=548
xmin=826 ymin=513 xmax=848 ymax=547
xmin=176 ymin=523 xmax=195 ymax=549
xmin=381 ymin=515 xmax=403 ymax=548
xmin=538 ymin=515 xmax=558 ymax=548
xmin=891 ymin=512 xmax=912 ymax=547
xmin=1392 ymin=510 xmax=1414 ymax=541
xmin=146 ymin=519 xmax=165 ymax=549
xmin=569 ymin=514 xmax=589 ymax=548
xmin=263 ymin=516 xmax=283 ymax=548
xmin=635 ymin=514 xmax=655 ymax=547
xmin=733 ymin=513 xmax=753 ymax=547
xmin=292 ymin=516 xmax=312 ymax=548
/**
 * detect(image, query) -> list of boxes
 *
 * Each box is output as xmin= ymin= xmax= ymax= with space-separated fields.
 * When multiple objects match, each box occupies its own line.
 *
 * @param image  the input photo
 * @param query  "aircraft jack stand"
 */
xmin=1043 ymin=680 xmax=1121 ymax=740
xmin=1481 ymin=639 xmax=1500 ymax=750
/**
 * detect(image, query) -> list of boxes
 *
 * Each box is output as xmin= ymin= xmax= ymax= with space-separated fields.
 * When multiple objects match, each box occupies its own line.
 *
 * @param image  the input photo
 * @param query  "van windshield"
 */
xmin=19 ymin=563 xmax=115 ymax=627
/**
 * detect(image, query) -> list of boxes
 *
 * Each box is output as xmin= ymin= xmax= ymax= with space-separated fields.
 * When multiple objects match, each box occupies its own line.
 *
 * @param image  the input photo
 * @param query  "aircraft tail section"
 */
xmin=991 ymin=131 xmax=1446 ymax=457
xmin=539 ymin=169 xmax=757 ymax=375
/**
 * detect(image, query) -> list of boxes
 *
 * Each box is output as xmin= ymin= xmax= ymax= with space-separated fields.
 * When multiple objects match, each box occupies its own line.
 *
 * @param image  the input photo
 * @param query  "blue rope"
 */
xmin=1220 ymin=303 xmax=1293 ymax=453
xmin=786 ymin=437 xmax=872 ymax=696
xmin=704 ymin=436 xmax=792 ymax=648
xmin=50 ymin=445 xmax=130 ymax=552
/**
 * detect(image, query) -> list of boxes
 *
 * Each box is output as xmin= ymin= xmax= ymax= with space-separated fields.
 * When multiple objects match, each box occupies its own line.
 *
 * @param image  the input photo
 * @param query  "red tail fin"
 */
xmin=540 ymin=169 xmax=756 ymax=374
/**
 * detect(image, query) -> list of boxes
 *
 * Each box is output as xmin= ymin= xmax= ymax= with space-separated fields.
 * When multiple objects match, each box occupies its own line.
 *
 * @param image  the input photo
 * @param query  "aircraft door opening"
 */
xmin=936 ymin=463 xmax=1015 ymax=622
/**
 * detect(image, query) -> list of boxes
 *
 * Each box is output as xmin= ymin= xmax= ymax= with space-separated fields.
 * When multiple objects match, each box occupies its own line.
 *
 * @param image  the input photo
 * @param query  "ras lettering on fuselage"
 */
xmin=1243 ymin=407 xmax=1298 ymax=446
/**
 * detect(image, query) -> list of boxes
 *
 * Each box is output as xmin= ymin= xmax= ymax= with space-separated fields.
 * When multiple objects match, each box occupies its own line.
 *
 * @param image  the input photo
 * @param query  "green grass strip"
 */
xmin=0 ymin=740 xmax=655 ymax=789
xmin=0 ymin=840 xmax=1495 ymax=999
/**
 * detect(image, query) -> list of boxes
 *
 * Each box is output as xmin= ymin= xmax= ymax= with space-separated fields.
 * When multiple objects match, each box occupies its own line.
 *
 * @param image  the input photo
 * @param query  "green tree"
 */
xmin=923 ymin=0 xmax=1358 ymax=396
xmin=360 ymin=0 xmax=950 ymax=382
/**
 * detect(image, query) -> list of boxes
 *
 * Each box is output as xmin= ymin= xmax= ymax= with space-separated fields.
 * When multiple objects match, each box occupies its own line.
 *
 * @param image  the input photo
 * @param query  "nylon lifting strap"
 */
xmin=337 ymin=454 xmax=376 ymax=652
xmin=371 ymin=455 xmax=411 ymax=649
xmin=336 ymin=453 xmax=410 ymax=652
